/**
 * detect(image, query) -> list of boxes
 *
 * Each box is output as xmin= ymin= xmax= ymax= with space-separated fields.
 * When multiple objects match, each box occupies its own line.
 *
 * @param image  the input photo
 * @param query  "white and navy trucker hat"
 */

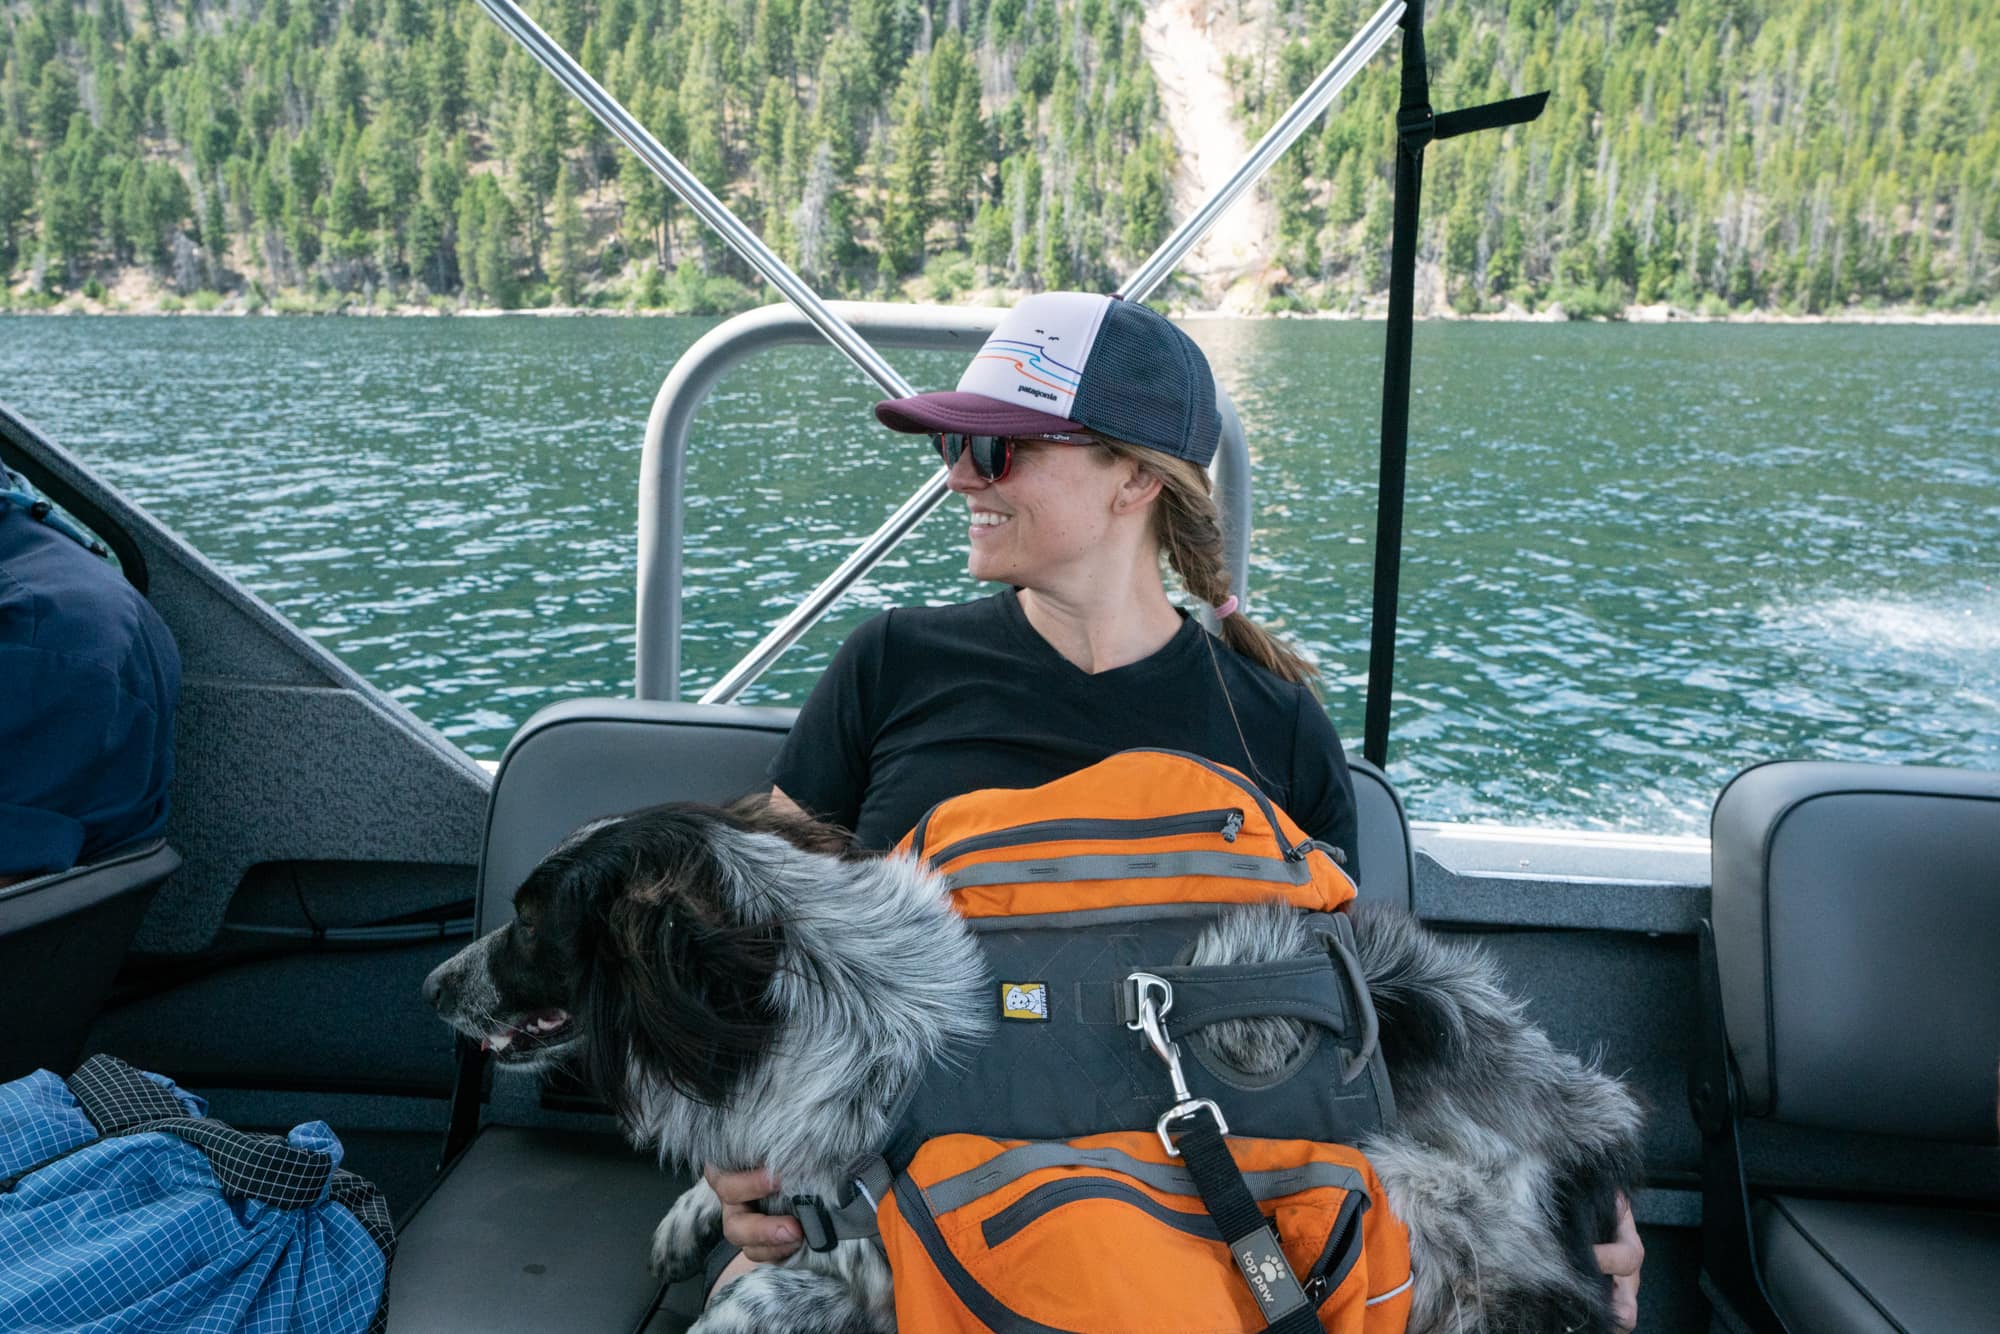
xmin=874 ymin=291 xmax=1223 ymax=467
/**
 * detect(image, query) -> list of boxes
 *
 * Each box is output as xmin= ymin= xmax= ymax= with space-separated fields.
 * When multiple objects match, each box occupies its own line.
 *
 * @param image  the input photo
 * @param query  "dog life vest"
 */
xmin=786 ymin=750 xmax=1413 ymax=1333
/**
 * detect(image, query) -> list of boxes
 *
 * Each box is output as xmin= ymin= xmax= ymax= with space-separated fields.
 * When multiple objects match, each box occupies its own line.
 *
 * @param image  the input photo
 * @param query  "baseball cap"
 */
xmin=874 ymin=292 xmax=1222 ymax=467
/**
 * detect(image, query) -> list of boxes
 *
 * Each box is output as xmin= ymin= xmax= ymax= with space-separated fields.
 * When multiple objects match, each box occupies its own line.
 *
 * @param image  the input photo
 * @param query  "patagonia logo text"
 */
xmin=1000 ymin=982 xmax=1050 ymax=1021
xmin=1014 ymin=384 xmax=1058 ymax=402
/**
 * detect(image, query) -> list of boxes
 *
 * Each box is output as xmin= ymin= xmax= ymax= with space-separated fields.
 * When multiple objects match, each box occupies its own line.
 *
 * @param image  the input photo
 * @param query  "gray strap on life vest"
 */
xmin=784 ymin=1153 xmax=894 ymax=1252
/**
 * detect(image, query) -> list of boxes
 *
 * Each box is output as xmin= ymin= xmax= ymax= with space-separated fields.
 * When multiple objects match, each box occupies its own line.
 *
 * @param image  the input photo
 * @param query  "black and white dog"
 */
xmin=424 ymin=798 xmax=1643 ymax=1333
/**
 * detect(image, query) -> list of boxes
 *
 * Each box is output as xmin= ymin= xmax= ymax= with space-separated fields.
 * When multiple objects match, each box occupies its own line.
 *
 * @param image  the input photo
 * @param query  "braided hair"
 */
xmin=1095 ymin=438 xmax=1320 ymax=692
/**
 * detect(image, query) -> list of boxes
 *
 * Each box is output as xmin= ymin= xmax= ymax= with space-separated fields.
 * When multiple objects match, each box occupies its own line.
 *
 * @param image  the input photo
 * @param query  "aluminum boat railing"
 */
xmin=635 ymin=301 xmax=1252 ymax=703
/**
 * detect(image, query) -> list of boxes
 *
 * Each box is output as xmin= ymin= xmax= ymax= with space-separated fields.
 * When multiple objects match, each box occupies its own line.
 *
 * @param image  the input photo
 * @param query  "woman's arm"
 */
xmin=767 ymin=786 xmax=810 ymax=821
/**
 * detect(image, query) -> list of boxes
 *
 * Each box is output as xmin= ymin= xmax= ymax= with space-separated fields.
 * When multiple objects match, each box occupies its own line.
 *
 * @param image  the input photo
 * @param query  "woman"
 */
xmin=769 ymin=289 xmax=1356 ymax=862
xmin=710 ymin=291 xmax=1642 ymax=1326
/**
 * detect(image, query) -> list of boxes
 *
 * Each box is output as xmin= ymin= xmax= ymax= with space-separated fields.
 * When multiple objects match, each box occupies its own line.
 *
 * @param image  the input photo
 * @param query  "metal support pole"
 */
xmin=472 ymin=0 xmax=916 ymax=400
xmin=1361 ymin=2 xmax=1545 ymax=769
xmin=1362 ymin=4 xmax=1430 ymax=772
xmin=474 ymin=0 xmax=1404 ymax=702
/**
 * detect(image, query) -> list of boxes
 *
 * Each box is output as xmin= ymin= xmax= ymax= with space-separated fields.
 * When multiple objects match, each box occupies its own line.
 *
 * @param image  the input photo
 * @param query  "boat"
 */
xmin=2 ymin=1 xmax=1993 ymax=1331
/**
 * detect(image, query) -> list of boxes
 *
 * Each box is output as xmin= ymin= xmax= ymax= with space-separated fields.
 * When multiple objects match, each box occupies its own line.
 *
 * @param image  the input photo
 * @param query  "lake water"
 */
xmin=5 ymin=314 xmax=1996 ymax=836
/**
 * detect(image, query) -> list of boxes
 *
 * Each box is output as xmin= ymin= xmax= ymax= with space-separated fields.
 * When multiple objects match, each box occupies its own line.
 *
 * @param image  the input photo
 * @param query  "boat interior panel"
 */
xmin=0 ymin=838 xmax=179 ymax=1082
xmin=1704 ymin=760 xmax=2000 ymax=1333
xmin=6 ymin=405 xmax=486 ymax=1210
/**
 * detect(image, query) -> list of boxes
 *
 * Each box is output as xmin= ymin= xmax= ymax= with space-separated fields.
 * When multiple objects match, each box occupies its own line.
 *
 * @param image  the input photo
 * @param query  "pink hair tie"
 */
xmin=1213 ymin=595 xmax=1240 ymax=619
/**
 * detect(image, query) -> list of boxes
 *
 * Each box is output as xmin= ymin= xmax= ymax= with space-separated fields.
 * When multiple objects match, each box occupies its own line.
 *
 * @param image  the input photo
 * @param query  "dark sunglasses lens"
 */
xmin=970 ymin=436 xmax=1009 ymax=480
xmin=934 ymin=434 xmax=1009 ymax=480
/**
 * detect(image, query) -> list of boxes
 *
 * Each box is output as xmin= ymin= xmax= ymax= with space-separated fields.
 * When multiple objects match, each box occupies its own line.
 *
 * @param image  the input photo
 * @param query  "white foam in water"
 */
xmin=1778 ymin=593 xmax=2000 ymax=663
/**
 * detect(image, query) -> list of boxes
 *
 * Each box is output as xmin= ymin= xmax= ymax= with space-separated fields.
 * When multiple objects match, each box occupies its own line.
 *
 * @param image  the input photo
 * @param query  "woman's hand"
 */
xmin=706 ymin=1163 xmax=803 ymax=1264
xmin=1594 ymin=1191 xmax=1644 ymax=1331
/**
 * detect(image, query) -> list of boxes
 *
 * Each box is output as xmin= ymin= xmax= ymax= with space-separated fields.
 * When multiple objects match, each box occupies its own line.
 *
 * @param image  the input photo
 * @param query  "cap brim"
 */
xmin=874 ymin=391 xmax=1086 ymax=438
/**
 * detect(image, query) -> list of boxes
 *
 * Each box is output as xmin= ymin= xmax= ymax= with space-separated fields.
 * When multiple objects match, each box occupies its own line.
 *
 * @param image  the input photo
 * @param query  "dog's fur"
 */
xmin=426 ymin=798 xmax=1642 ymax=1334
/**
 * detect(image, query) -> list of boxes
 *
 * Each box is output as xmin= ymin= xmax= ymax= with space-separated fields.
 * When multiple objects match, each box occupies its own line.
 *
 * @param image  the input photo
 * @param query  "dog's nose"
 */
xmin=421 ymin=960 xmax=448 ymax=1008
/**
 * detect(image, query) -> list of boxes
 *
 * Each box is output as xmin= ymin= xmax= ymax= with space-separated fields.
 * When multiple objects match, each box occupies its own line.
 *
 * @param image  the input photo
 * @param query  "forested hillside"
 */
xmin=0 ymin=0 xmax=1993 ymax=314
xmin=1242 ymin=0 xmax=1998 ymax=314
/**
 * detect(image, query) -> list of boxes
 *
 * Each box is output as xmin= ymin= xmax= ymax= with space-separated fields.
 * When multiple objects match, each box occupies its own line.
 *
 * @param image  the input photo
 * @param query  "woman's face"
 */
xmin=944 ymin=437 xmax=1135 ymax=588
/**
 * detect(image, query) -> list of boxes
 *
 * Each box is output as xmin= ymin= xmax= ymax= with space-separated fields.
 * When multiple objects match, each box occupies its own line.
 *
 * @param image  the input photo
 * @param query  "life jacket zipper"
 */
xmin=980 ymin=1177 xmax=1224 ymax=1248
xmin=925 ymin=808 xmax=1248 ymax=870
xmin=1127 ymin=749 xmax=1306 ymax=859
xmin=1301 ymin=1188 xmax=1368 ymax=1306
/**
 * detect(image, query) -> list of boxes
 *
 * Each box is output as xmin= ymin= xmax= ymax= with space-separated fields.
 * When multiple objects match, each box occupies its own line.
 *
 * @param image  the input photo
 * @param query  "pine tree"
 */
xmin=549 ymin=163 xmax=586 ymax=305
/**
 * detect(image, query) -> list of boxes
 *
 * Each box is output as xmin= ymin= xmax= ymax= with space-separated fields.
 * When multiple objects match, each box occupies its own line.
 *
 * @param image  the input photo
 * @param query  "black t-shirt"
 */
xmin=770 ymin=590 xmax=1358 ymax=870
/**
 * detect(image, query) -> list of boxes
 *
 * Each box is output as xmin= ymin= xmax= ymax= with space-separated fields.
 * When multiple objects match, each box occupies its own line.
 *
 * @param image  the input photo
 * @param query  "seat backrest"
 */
xmin=479 ymin=701 xmax=1416 ymax=926
xmin=0 ymin=839 xmax=181 ymax=1080
xmin=1347 ymin=756 xmax=1413 ymax=911
xmin=1711 ymin=760 xmax=2000 ymax=1143
xmin=478 ymin=699 xmax=795 ymax=932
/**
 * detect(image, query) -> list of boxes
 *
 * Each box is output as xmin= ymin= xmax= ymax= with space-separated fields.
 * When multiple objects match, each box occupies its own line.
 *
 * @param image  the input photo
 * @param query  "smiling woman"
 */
xmin=770 ymin=290 xmax=1359 ymax=861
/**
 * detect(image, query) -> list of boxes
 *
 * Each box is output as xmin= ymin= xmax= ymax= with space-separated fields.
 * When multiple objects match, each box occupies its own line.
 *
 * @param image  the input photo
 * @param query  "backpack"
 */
xmin=792 ymin=749 xmax=1413 ymax=1334
xmin=0 ymin=1055 xmax=394 ymax=1334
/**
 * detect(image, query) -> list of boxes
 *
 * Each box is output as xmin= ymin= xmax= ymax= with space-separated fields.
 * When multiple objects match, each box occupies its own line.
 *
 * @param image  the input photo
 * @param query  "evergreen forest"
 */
xmin=0 ymin=0 xmax=1994 ymax=314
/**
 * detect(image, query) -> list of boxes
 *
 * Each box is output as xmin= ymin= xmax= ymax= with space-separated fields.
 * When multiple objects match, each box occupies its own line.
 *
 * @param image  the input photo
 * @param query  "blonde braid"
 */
xmin=1096 ymin=440 xmax=1321 ymax=693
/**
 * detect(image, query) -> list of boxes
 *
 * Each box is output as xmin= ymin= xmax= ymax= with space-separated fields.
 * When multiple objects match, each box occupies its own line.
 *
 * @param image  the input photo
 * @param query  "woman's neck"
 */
xmin=1017 ymin=573 xmax=1183 ymax=674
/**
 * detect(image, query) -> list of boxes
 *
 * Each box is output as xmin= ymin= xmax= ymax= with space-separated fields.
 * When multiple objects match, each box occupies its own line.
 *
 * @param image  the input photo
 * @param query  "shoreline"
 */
xmin=7 ymin=302 xmax=1992 ymax=326
xmin=8 ymin=289 xmax=1999 ymax=326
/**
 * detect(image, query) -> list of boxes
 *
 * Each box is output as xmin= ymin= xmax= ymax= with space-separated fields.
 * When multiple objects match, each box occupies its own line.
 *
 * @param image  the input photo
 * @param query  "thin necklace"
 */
xmin=1201 ymin=626 xmax=1274 ymax=791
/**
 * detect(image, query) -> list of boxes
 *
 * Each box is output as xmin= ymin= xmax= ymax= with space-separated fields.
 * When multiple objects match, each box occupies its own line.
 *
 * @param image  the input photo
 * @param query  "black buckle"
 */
xmin=791 ymin=1193 xmax=839 ymax=1253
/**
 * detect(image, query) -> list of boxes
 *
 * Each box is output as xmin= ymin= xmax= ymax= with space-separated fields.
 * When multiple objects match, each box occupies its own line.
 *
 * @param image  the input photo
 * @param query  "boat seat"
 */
xmin=390 ymin=698 xmax=1413 ymax=1331
xmin=0 ymin=838 xmax=180 ymax=1081
xmin=389 ymin=700 xmax=795 ymax=1334
xmin=1701 ymin=761 xmax=2000 ymax=1333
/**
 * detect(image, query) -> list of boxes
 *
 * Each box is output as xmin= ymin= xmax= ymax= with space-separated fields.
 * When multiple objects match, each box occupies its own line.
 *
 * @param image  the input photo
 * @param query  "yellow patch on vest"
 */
xmin=1000 ymin=982 xmax=1050 ymax=1021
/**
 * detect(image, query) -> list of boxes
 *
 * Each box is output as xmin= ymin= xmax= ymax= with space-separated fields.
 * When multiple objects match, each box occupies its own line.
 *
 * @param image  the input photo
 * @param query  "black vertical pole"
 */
xmin=1362 ymin=2 xmax=1431 ymax=771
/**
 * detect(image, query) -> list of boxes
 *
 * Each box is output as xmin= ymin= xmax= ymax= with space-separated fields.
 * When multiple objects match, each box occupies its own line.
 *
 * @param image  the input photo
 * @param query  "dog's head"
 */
xmin=423 ymin=795 xmax=856 ymax=1118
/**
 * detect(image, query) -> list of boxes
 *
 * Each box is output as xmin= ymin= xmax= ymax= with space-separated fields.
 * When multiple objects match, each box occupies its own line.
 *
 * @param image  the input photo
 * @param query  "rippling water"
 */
xmin=5 ymin=315 xmax=1996 ymax=835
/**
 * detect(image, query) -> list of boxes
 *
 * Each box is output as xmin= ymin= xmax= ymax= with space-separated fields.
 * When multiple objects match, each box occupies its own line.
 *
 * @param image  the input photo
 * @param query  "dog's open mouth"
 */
xmin=481 ymin=1008 xmax=576 ymax=1062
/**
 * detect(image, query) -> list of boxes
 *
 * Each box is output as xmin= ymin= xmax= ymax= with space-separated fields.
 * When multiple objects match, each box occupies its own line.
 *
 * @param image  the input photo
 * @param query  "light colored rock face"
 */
xmin=1140 ymin=0 xmax=1281 ymax=311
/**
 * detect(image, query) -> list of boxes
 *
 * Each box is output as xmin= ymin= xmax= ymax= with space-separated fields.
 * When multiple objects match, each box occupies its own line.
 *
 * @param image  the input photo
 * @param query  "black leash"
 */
xmin=1169 ymin=1103 xmax=1325 ymax=1333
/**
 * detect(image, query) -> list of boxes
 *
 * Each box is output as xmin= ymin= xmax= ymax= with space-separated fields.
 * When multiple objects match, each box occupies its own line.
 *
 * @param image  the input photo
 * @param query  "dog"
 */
xmin=424 ymin=797 xmax=1643 ymax=1333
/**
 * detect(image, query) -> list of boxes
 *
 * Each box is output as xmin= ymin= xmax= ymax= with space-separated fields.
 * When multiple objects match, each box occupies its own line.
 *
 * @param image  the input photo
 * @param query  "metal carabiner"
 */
xmin=1126 ymin=972 xmax=1229 ymax=1155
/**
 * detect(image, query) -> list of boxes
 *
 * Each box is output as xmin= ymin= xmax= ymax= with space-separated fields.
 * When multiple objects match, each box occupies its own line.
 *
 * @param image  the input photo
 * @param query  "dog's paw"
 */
xmin=651 ymin=1179 xmax=725 ymax=1281
xmin=690 ymin=1262 xmax=886 ymax=1334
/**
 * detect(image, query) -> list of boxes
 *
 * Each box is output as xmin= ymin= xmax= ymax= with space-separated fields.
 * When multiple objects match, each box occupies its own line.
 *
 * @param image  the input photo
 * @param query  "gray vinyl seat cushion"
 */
xmin=387 ymin=1129 xmax=689 ymax=1333
xmin=1754 ymin=1196 xmax=2000 ymax=1334
xmin=1710 ymin=761 xmax=2000 ymax=1334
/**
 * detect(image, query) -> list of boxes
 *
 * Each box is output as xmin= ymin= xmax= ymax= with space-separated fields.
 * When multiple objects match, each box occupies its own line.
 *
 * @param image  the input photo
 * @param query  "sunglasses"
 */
xmin=931 ymin=431 xmax=1095 ymax=482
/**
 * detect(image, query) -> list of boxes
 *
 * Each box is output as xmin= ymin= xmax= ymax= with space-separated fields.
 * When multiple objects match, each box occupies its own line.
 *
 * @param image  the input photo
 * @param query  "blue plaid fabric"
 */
xmin=0 ymin=1059 xmax=389 ymax=1334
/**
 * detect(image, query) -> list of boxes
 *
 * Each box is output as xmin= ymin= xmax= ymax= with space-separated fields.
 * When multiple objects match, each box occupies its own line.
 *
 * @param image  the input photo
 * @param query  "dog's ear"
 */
xmin=578 ymin=852 xmax=786 ymax=1113
xmin=722 ymin=790 xmax=860 ymax=858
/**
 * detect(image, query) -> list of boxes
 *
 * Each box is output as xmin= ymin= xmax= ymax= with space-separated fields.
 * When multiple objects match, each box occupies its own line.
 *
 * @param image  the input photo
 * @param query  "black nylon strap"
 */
xmin=1433 ymin=91 xmax=1548 ymax=141
xmin=1121 ymin=957 xmax=1351 ymax=1036
xmin=63 ymin=1056 xmax=396 ymax=1256
xmin=1170 ymin=1110 xmax=1321 ymax=1334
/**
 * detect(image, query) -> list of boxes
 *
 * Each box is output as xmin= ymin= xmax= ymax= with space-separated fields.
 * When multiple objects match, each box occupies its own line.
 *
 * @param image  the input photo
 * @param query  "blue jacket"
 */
xmin=0 ymin=470 xmax=180 ymax=878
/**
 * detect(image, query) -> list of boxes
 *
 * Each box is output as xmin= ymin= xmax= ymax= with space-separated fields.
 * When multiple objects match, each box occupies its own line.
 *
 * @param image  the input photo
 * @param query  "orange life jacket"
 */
xmin=803 ymin=750 xmax=1412 ymax=1333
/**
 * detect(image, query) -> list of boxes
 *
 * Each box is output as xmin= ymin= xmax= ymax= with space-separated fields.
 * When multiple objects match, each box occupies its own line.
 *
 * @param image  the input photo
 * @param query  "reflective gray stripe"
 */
xmin=943 ymin=850 xmax=1310 ymax=892
xmin=1367 ymin=1273 xmax=1415 ymax=1305
xmin=892 ymin=1173 xmax=1079 ymax=1334
xmin=923 ymin=1141 xmax=1368 ymax=1217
